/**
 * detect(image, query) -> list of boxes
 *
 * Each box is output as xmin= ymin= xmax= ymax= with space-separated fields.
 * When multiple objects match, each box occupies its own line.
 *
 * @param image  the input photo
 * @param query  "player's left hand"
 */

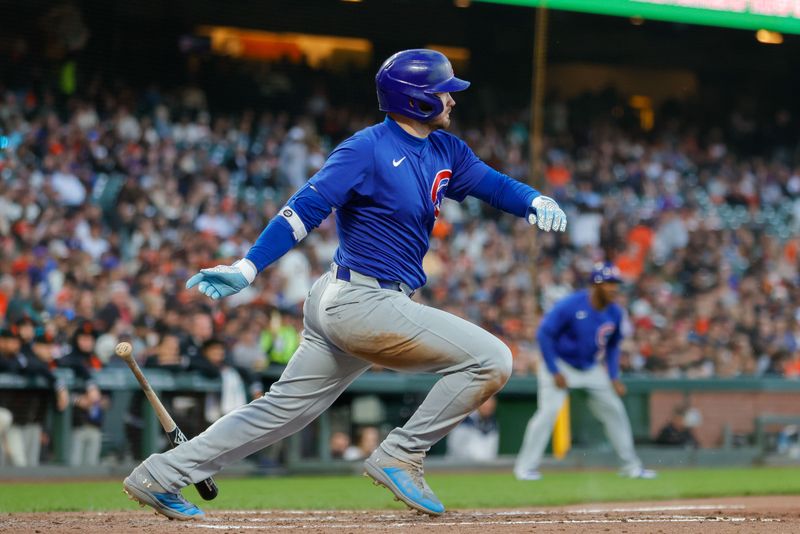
xmin=612 ymin=379 xmax=627 ymax=396
xmin=186 ymin=259 xmax=256 ymax=300
xmin=527 ymin=195 xmax=567 ymax=232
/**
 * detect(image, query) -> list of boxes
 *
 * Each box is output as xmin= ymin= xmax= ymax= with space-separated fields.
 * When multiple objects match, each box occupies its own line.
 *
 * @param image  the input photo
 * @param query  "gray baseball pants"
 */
xmin=514 ymin=357 xmax=642 ymax=476
xmin=145 ymin=266 xmax=512 ymax=492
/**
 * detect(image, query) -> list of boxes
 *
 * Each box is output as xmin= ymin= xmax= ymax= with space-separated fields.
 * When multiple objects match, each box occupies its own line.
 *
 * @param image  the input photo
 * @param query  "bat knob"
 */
xmin=115 ymin=341 xmax=134 ymax=359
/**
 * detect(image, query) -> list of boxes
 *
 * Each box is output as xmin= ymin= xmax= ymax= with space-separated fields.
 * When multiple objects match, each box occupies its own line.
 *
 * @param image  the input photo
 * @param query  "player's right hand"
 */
xmin=553 ymin=373 xmax=568 ymax=389
xmin=528 ymin=195 xmax=567 ymax=232
xmin=186 ymin=259 xmax=256 ymax=300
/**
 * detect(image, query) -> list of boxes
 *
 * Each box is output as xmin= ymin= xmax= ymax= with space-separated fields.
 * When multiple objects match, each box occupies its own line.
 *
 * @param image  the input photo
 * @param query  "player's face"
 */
xmin=429 ymin=92 xmax=456 ymax=130
xmin=597 ymin=282 xmax=620 ymax=304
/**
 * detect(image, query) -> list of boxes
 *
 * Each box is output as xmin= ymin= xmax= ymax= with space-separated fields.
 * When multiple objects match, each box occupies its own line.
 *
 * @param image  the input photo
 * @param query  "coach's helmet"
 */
xmin=376 ymin=49 xmax=470 ymax=122
xmin=591 ymin=262 xmax=623 ymax=284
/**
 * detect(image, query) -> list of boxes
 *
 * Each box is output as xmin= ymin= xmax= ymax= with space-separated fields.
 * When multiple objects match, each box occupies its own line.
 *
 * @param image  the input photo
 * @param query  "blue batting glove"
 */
xmin=186 ymin=259 xmax=256 ymax=300
xmin=527 ymin=195 xmax=567 ymax=232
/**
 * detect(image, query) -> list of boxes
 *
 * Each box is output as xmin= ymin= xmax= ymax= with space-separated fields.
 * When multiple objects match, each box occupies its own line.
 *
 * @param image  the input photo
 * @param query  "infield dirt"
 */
xmin=1 ymin=495 xmax=797 ymax=533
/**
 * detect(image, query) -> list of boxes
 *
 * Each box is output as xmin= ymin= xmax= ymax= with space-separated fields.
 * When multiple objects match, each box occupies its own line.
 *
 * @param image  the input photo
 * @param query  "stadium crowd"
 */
xmin=1 ymin=68 xmax=800 ymax=463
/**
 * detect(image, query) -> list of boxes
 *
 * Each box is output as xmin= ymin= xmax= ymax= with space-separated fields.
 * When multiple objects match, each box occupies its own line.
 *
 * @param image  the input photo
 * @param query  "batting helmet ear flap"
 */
xmin=411 ymin=98 xmax=435 ymax=115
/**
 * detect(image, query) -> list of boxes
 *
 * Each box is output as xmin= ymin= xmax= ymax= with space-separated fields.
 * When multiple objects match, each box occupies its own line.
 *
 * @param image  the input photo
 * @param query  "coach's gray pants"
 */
xmin=514 ymin=357 xmax=641 ymax=476
xmin=145 ymin=268 xmax=512 ymax=492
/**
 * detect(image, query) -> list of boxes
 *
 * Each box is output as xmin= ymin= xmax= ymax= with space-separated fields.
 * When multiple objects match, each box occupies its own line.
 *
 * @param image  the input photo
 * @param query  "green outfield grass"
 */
xmin=1 ymin=467 xmax=799 ymax=513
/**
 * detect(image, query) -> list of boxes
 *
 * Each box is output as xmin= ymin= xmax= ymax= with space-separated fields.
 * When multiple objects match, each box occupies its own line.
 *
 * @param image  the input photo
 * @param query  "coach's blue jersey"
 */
xmin=309 ymin=116 xmax=489 ymax=289
xmin=537 ymin=290 xmax=623 ymax=379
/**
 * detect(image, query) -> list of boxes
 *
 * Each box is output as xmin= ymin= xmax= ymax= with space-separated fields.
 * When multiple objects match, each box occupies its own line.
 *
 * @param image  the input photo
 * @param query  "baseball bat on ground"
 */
xmin=115 ymin=342 xmax=219 ymax=501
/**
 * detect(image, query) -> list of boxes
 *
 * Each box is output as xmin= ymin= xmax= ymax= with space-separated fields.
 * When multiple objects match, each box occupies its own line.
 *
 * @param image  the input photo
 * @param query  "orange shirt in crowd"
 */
xmin=628 ymin=224 xmax=654 ymax=257
xmin=615 ymin=243 xmax=644 ymax=281
xmin=784 ymin=239 xmax=799 ymax=264
xmin=431 ymin=219 xmax=452 ymax=240
xmin=694 ymin=317 xmax=711 ymax=336
xmin=545 ymin=164 xmax=571 ymax=189
xmin=785 ymin=357 xmax=800 ymax=378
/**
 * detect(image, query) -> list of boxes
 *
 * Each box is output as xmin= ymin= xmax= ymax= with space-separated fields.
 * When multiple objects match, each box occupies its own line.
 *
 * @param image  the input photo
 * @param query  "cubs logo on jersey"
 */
xmin=430 ymin=169 xmax=452 ymax=219
xmin=595 ymin=321 xmax=616 ymax=361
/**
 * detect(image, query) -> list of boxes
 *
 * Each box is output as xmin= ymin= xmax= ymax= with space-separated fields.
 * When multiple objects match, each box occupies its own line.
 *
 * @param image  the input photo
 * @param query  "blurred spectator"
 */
xmin=278 ymin=125 xmax=311 ymax=190
xmin=261 ymin=310 xmax=301 ymax=366
xmin=95 ymin=281 xmax=135 ymax=333
xmin=446 ymin=396 xmax=499 ymax=461
xmin=0 ymin=328 xmax=22 ymax=372
xmin=58 ymin=320 xmax=103 ymax=379
xmin=783 ymin=351 xmax=800 ymax=378
xmin=0 ymin=327 xmax=67 ymax=465
xmin=0 ymin=327 xmax=29 ymax=465
xmin=69 ymin=383 xmax=105 ymax=466
xmin=231 ymin=320 xmax=268 ymax=372
xmin=190 ymin=338 xmax=263 ymax=424
xmin=330 ymin=430 xmax=352 ymax=460
xmin=19 ymin=333 xmax=69 ymax=464
xmin=0 ymin=406 xmax=13 ymax=465
xmin=181 ymin=310 xmax=215 ymax=361
xmin=145 ymin=331 xmax=190 ymax=372
xmin=655 ymin=405 xmax=700 ymax=449
xmin=58 ymin=320 xmax=107 ymax=466
xmin=776 ymin=425 xmax=800 ymax=458
xmin=13 ymin=316 xmax=37 ymax=361
xmin=276 ymin=249 xmax=312 ymax=311
xmin=343 ymin=426 xmax=380 ymax=461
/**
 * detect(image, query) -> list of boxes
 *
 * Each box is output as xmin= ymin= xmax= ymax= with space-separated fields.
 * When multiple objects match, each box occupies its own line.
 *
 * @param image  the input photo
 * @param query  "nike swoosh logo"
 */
xmin=392 ymin=157 xmax=406 ymax=167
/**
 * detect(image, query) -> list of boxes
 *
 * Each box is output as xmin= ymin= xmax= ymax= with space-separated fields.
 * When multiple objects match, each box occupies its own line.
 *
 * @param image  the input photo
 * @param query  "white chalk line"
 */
xmin=187 ymin=504 xmax=778 ymax=530
xmin=189 ymin=517 xmax=781 ymax=530
xmin=198 ymin=512 xmax=749 ymax=524
xmin=221 ymin=503 xmax=745 ymax=517
xmin=563 ymin=504 xmax=747 ymax=513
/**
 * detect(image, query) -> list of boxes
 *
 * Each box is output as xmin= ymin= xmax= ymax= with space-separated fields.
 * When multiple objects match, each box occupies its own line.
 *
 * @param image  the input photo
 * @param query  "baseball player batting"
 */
xmin=123 ymin=49 xmax=567 ymax=520
xmin=513 ymin=262 xmax=656 ymax=481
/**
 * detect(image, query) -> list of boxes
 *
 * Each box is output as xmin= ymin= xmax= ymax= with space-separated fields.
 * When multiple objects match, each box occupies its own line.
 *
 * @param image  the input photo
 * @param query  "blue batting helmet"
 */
xmin=375 ymin=49 xmax=470 ymax=122
xmin=591 ymin=262 xmax=623 ymax=284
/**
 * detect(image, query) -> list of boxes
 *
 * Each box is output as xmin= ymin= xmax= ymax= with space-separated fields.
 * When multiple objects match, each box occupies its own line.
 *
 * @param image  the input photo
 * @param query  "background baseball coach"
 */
xmin=0 ymin=0 xmax=799 ymax=531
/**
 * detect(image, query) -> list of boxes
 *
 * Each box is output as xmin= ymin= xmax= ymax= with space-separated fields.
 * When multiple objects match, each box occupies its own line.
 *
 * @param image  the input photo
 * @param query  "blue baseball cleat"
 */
xmin=123 ymin=465 xmax=205 ymax=521
xmin=364 ymin=448 xmax=445 ymax=516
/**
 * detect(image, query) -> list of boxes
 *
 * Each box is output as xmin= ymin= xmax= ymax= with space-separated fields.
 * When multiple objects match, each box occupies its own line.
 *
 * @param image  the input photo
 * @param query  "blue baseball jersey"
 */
xmin=309 ymin=116 xmax=490 ymax=289
xmin=537 ymin=289 xmax=623 ymax=379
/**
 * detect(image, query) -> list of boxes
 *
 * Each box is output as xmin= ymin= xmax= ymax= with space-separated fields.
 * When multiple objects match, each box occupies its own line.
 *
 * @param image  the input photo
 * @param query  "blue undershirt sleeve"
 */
xmin=244 ymin=218 xmax=297 ymax=273
xmin=245 ymin=184 xmax=333 ymax=273
xmin=468 ymin=168 xmax=540 ymax=217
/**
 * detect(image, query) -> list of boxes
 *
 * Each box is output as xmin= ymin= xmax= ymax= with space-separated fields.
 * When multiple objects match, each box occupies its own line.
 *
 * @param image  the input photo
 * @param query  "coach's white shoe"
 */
xmin=621 ymin=467 xmax=657 ymax=479
xmin=514 ymin=469 xmax=542 ymax=481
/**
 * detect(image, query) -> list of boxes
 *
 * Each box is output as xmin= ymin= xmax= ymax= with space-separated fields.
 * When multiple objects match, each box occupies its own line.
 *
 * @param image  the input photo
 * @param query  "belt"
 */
xmin=333 ymin=264 xmax=415 ymax=298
